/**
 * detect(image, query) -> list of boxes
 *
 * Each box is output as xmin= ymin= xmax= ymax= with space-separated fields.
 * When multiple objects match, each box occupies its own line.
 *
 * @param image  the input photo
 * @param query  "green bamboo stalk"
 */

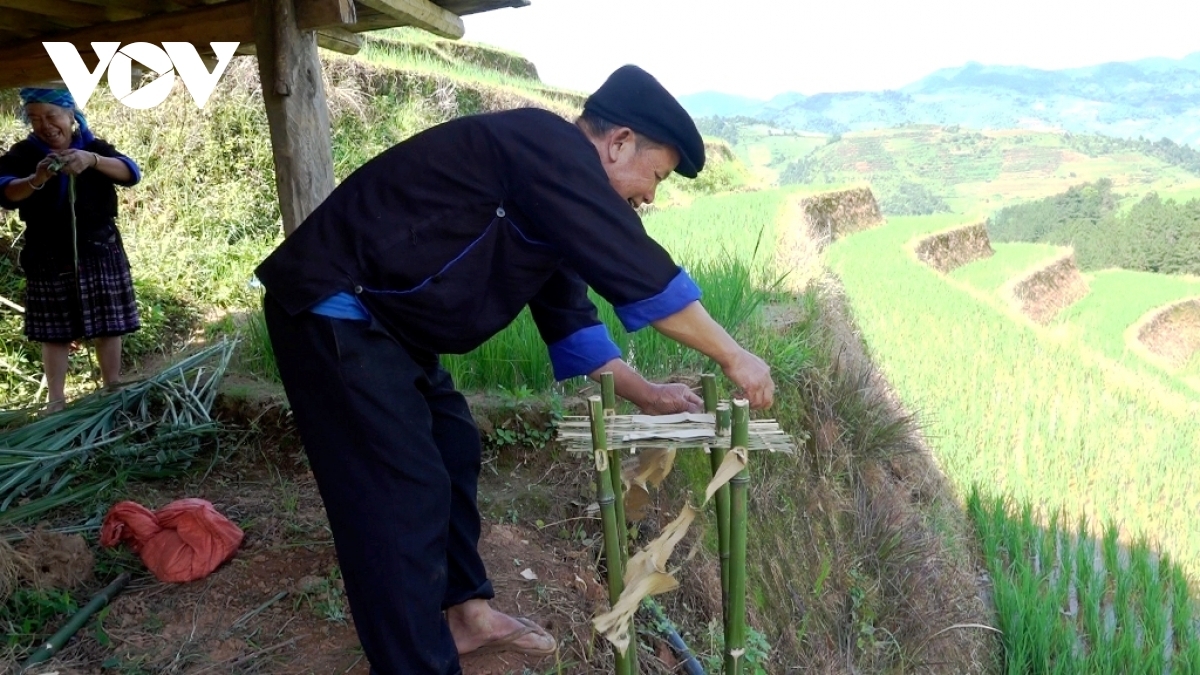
xmin=701 ymin=373 xmax=718 ymax=414
xmin=20 ymin=572 xmax=131 ymax=671
xmin=714 ymin=402 xmax=732 ymax=600
xmin=599 ymin=373 xmax=628 ymax=565
xmin=589 ymin=396 xmax=631 ymax=675
xmin=599 ymin=373 xmax=636 ymax=673
xmin=601 ymin=372 xmax=617 ymax=417
xmin=725 ymin=399 xmax=750 ymax=675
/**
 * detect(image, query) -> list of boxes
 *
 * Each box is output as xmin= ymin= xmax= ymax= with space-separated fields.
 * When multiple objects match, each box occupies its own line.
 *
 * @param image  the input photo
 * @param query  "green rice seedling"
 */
xmin=968 ymin=493 xmax=1195 ymax=672
xmin=1170 ymin=564 xmax=1197 ymax=657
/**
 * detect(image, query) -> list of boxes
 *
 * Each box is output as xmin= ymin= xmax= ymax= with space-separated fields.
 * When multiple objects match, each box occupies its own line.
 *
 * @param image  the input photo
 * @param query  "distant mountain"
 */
xmin=680 ymin=53 xmax=1200 ymax=146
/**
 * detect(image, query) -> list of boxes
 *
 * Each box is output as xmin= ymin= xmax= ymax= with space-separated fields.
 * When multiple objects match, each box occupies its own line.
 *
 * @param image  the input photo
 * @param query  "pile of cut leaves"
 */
xmin=0 ymin=342 xmax=234 ymax=525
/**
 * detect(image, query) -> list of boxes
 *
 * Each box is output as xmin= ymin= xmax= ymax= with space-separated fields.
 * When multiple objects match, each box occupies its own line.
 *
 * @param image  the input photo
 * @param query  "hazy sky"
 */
xmin=463 ymin=0 xmax=1200 ymax=100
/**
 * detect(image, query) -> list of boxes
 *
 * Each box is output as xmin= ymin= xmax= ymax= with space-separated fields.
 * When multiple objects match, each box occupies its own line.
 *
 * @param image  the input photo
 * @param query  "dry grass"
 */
xmin=913 ymin=221 xmax=995 ymax=274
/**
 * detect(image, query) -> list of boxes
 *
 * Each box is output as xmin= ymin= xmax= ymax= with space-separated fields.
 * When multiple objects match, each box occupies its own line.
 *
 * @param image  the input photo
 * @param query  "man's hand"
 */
xmin=636 ymin=382 xmax=703 ymax=415
xmin=722 ymin=348 xmax=774 ymax=409
xmin=650 ymin=302 xmax=775 ymax=409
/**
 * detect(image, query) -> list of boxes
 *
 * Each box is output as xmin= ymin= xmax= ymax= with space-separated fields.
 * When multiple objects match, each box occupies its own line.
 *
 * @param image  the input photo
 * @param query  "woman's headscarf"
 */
xmin=18 ymin=87 xmax=95 ymax=145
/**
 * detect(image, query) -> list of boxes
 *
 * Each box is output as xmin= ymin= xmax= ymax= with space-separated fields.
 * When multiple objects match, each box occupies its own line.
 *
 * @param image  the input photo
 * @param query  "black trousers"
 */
xmin=264 ymin=294 xmax=493 ymax=675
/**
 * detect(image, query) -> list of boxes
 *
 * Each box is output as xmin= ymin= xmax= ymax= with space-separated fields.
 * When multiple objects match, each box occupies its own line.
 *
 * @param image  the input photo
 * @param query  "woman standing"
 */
xmin=0 ymin=89 xmax=142 ymax=411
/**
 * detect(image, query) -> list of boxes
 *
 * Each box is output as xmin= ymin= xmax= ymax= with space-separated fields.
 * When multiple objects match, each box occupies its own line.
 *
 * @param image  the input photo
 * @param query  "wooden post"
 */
xmin=252 ymin=0 xmax=335 ymax=237
xmin=589 ymin=395 xmax=632 ymax=675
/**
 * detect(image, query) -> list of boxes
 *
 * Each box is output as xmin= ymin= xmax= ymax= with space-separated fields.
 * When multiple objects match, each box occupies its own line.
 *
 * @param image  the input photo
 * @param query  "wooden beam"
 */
xmin=252 ymin=0 xmax=335 ymax=236
xmin=0 ymin=25 xmax=40 ymax=39
xmin=0 ymin=0 xmax=110 ymax=23
xmin=315 ymin=27 xmax=361 ymax=54
xmin=0 ymin=6 xmax=90 ymax=32
xmin=295 ymin=0 xmax=354 ymax=30
xmin=0 ymin=1 xmax=254 ymax=89
xmin=68 ymin=0 xmax=181 ymax=15
xmin=354 ymin=0 xmax=463 ymax=38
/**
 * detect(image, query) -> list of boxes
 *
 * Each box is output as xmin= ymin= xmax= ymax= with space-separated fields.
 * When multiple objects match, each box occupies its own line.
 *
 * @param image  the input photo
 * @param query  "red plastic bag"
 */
xmin=100 ymin=498 xmax=244 ymax=583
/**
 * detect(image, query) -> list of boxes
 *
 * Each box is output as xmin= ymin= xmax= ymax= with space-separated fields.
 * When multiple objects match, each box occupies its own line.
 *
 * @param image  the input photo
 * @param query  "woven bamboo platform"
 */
xmin=557 ymin=412 xmax=797 ymax=453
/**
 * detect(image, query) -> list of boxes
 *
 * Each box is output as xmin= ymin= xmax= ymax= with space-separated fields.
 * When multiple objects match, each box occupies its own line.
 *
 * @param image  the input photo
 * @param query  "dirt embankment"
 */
xmin=1005 ymin=252 xmax=1089 ymax=324
xmin=914 ymin=221 xmax=994 ymax=273
xmin=745 ymin=281 xmax=993 ymax=673
xmin=1135 ymin=298 xmax=1200 ymax=368
xmin=777 ymin=187 xmax=883 ymax=292
xmin=798 ymin=187 xmax=884 ymax=243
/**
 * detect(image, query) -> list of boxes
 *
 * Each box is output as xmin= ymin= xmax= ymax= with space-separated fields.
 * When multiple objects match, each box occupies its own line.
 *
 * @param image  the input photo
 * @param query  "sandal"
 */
xmin=463 ymin=617 xmax=557 ymax=658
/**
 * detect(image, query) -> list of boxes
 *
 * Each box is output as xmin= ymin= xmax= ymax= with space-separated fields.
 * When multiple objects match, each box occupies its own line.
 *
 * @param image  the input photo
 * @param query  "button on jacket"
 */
xmin=255 ymin=107 xmax=701 ymax=379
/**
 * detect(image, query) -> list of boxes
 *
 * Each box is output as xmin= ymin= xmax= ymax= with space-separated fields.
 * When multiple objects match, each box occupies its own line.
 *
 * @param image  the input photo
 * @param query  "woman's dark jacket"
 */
xmin=0 ymin=135 xmax=141 ymax=270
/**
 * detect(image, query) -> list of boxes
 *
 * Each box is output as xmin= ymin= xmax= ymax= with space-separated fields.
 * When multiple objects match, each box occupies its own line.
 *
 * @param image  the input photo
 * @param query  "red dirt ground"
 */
xmin=6 ymin=397 xmax=659 ymax=675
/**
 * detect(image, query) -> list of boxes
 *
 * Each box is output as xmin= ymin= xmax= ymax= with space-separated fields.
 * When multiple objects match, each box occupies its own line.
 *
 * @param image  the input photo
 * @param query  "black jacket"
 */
xmin=0 ymin=135 xmax=141 ymax=267
xmin=256 ymin=108 xmax=699 ymax=360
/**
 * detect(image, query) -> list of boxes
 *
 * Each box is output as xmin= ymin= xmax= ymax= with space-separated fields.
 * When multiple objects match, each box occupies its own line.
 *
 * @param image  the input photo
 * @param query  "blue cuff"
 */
xmin=547 ymin=324 xmax=622 ymax=381
xmin=615 ymin=268 xmax=703 ymax=332
xmin=115 ymin=157 xmax=141 ymax=186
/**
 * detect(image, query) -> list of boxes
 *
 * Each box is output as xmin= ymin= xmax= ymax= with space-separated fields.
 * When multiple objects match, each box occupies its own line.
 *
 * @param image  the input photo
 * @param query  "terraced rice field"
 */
xmin=828 ymin=214 xmax=1200 ymax=578
xmin=951 ymin=242 xmax=1064 ymax=292
xmin=829 ymin=211 xmax=1200 ymax=669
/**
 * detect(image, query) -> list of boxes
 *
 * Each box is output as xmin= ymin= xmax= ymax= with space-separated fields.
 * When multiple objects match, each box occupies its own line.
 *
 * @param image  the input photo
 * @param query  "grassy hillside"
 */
xmin=698 ymin=120 xmax=1200 ymax=216
xmin=781 ymin=126 xmax=1200 ymax=213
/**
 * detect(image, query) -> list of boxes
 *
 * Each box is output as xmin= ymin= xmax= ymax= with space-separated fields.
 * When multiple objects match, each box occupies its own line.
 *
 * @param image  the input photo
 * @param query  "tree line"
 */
xmin=990 ymin=179 xmax=1200 ymax=275
xmin=1065 ymin=134 xmax=1200 ymax=176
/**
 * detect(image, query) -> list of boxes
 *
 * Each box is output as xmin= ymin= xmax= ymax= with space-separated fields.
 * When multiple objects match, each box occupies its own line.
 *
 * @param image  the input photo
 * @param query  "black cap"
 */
xmin=583 ymin=65 xmax=705 ymax=178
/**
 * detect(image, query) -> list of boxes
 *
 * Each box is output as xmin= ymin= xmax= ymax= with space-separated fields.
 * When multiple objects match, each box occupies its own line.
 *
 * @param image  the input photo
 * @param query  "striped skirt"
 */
xmin=23 ymin=241 xmax=141 ymax=343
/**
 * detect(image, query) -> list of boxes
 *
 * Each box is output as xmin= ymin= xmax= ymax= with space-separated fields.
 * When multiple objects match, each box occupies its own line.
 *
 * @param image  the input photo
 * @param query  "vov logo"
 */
xmin=42 ymin=42 xmax=240 ymax=110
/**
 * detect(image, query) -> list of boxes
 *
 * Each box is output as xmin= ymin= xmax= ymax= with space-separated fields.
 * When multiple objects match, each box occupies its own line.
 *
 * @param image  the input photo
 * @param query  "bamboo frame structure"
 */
xmin=578 ymin=374 xmax=794 ymax=675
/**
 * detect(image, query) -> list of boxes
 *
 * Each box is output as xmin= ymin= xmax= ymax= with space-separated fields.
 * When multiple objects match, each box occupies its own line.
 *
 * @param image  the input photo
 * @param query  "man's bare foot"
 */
xmin=446 ymin=598 xmax=555 ymax=656
xmin=43 ymin=399 xmax=65 ymax=415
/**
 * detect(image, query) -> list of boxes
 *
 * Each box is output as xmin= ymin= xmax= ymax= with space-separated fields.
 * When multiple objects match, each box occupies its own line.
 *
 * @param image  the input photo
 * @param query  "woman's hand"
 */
xmin=32 ymin=156 xmax=59 ymax=186
xmin=52 ymin=149 xmax=98 ymax=176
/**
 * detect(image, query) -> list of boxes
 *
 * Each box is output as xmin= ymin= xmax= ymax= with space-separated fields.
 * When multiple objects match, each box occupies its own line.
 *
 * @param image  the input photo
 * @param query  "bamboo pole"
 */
xmin=599 ymin=373 xmax=628 ymax=566
xmin=599 ymin=372 xmax=636 ymax=673
xmin=20 ymin=572 xmax=131 ymax=671
xmin=714 ymin=401 xmax=732 ymax=600
xmin=700 ymin=373 xmax=718 ymax=414
xmin=725 ymin=400 xmax=750 ymax=675
xmin=589 ymin=395 xmax=631 ymax=675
